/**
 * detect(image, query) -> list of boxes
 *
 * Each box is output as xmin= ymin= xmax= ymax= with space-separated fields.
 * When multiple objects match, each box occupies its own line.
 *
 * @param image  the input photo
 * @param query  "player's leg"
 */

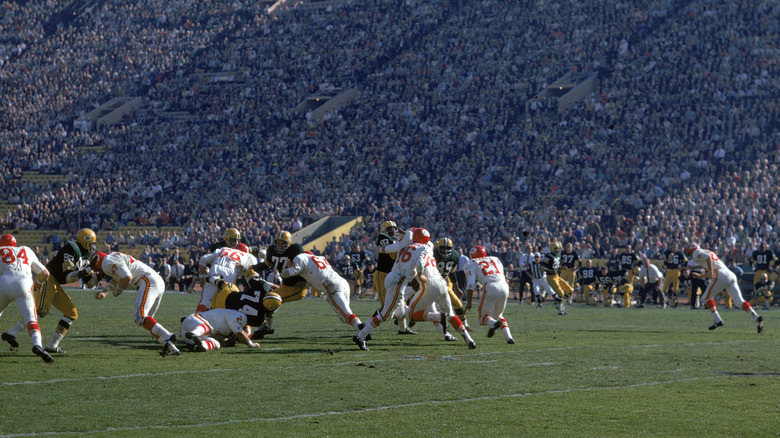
xmin=46 ymin=282 xmax=78 ymax=354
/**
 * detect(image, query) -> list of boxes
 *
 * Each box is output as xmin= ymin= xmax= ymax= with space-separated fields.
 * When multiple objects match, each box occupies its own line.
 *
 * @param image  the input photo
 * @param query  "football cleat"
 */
xmin=708 ymin=321 xmax=724 ymax=331
xmin=558 ymin=310 xmax=567 ymax=316
xmin=32 ymin=345 xmax=54 ymax=363
xmin=507 ymin=338 xmax=516 ymax=345
xmin=397 ymin=329 xmax=418 ymax=335
xmin=44 ymin=346 xmax=67 ymax=354
xmin=160 ymin=335 xmax=180 ymax=357
xmin=2 ymin=332 xmax=19 ymax=348
xmin=467 ymin=341 xmax=477 ymax=349
xmin=443 ymin=333 xmax=458 ymax=342
xmin=185 ymin=332 xmax=207 ymax=352
xmin=250 ymin=326 xmax=275 ymax=340
xmin=487 ymin=320 xmax=502 ymax=338
xmin=352 ymin=335 xmax=369 ymax=351
xmin=757 ymin=316 xmax=764 ymax=334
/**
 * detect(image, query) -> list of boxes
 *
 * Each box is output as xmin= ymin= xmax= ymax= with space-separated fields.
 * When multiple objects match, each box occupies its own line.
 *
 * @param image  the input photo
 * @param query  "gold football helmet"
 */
xmin=223 ymin=228 xmax=241 ymax=247
xmin=77 ymin=228 xmax=97 ymax=253
xmin=275 ymin=231 xmax=292 ymax=252
xmin=263 ymin=292 xmax=283 ymax=312
xmin=549 ymin=241 xmax=562 ymax=254
xmin=437 ymin=238 xmax=453 ymax=257
xmin=380 ymin=221 xmax=399 ymax=239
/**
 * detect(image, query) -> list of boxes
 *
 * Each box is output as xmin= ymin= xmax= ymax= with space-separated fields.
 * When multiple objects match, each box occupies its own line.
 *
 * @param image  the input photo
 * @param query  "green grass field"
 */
xmin=1 ymin=289 xmax=778 ymax=437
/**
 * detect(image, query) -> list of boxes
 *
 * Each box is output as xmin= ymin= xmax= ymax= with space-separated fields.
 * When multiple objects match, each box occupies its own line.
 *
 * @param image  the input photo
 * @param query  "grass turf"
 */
xmin=1 ymin=289 xmax=778 ymax=437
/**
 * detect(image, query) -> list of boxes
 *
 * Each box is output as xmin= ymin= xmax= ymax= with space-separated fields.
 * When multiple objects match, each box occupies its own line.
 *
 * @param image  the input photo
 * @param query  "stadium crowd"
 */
xmin=1 ymin=0 xmax=779 ymax=276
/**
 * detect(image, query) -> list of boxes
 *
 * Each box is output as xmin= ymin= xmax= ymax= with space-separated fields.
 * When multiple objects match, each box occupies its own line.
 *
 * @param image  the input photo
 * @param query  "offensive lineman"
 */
xmin=2 ymin=228 xmax=98 ymax=354
xmin=0 ymin=234 xmax=54 ymax=362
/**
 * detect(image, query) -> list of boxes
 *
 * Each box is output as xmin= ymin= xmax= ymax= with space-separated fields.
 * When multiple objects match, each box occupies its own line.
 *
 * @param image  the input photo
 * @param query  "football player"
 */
xmin=407 ymin=236 xmax=476 ymax=349
xmin=636 ymin=255 xmax=664 ymax=308
xmin=578 ymin=259 xmax=599 ymax=306
xmin=281 ymin=252 xmax=365 ymax=331
xmin=0 ymin=234 xmax=54 ymax=362
xmin=434 ymin=237 xmax=472 ymax=332
xmin=540 ymin=241 xmax=574 ymax=315
xmin=249 ymin=230 xmax=306 ymax=338
xmin=686 ymin=243 xmax=763 ymax=333
xmin=197 ymin=243 xmax=258 ymax=312
xmin=2 ymin=228 xmax=97 ymax=354
xmin=90 ymin=251 xmax=180 ymax=357
xmin=751 ymin=272 xmax=774 ymax=310
xmin=373 ymin=220 xmax=400 ymax=307
xmin=181 ymin=309 xmax=260 ymax=351
xmin=353 ymin=228 xmax=429 ymax=350
xmin=662 ymin=241 xmax=687 ymax=307
xmin=347 ymin=243 xmax=368 ymax=297
xmin=751 ymin=242 xmax=774 ymax=289
xmin=337 ymin=254 xmax=360 ymax=298
xmin=464 ymin=245 xmax=515 ymax=344
xmin=559 ymin=242 xmax=580 ymax=302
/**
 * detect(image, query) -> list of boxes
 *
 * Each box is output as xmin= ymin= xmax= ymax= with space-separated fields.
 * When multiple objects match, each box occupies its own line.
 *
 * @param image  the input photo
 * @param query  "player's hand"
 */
xmin=248 ymin=342 xmax=260 ymax=348
xmin=268 ymin=283 xmax=280 ymax=289
xmin=285 ymin=259 xmax=293 ymax=268
xmin=418 ymin=274 xmax=428 ymax=285
xmin=95 ymin=291 xmax=108 ymax=300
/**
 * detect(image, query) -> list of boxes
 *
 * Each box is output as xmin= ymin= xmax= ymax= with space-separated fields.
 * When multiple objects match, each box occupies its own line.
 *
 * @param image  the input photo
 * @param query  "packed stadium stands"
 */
xmin=1 ymin=0 xmax=778 ymax=275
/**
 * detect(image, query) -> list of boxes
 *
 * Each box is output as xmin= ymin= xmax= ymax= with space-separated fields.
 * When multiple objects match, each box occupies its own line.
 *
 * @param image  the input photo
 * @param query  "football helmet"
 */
xmin=412 ymin=228 xmax=430 ymax=244
xmin=549 ymin=241 xmax=562 ymax=254
xmin=89 ymin=252 xmax=108 ymax=272
xmin=380 ymin=220 xmax=399 ymax=239
xmin=343 ymin=254 xmax=352 ymax=263
xmin=274 ymin=231 xmax=292 ymax=252
xmin=263 ymin=292 xmax=283 ymax=312
xmin=235 ymin=243 xmax=249 ymax=253
xmin=77 ymin=228 xmax=98 ymax=252
xmin=437 ymin=238 xmax=453 ymax=257
xmin=0 ymin=234 xmax=16 ymax=247
xmin=469 ymin=246 xmax=487 ymax=259
xmin=223 ymin=228 xmax=241 ymax=248
xmin=756 ymin=272 xmax=769 ymax=283
xmin=685 ymin=242 xmax=699 ymax=256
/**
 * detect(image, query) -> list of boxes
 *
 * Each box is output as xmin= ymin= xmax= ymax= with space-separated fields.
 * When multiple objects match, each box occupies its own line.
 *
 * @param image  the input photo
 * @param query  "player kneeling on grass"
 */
xmin=181 ymin=309 xmax=258 ymax=351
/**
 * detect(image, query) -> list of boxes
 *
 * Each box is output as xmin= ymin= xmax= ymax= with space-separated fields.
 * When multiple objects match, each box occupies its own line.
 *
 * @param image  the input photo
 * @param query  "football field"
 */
xmin=1 ymin=289 xmax=778 ymax=437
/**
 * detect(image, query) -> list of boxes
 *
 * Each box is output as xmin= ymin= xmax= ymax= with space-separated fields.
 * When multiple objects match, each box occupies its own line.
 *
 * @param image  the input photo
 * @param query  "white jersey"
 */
xmin=517 ymin=251 xmax=534 ymax=271
xmin=465 ymin=256 xmax=506 ymax=290
xmin=689 ymin=248 xmax=728 ymax=273
xmin=282 ymin=253 xmax=343 ymax=290
xmin=102 ymin=252 xmax=160 ymax=285
xmin=457 ymin=254 xmax=471 ymax=273
xmin=391 ymin=242 xmax=430 ymax=279
xmin=195 ymin=309 xmax=248 ymax=338
xmin=0 ymin=245 xmax=46 ymax=277
xmin=199 ymin=247 xmax=258 ymax=283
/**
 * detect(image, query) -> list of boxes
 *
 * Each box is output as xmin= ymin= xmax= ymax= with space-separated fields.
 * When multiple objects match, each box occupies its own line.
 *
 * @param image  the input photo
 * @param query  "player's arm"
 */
xmin=280 ymin=254 xmax=305 ymax=278
xmin=32 ymin=260 xmax=50 ymax=287
xmin=236 ymin=330 xmax=259 ymax=348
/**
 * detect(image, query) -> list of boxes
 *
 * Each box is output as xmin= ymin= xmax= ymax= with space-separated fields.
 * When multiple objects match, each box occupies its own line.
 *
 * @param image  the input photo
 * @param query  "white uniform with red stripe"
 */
xmin=381 ymin=242 xmax=429 ymax=320
xmin=465 ymin=256 xmax=510 ymax=322
xmin=0 ymin=245 xmax=46 ymax=332
xmin=407 ymin=247 xmax=454 ymax=317
xmin=180 ymin=309 xmax=248 ymax=350
xmin=281 ymin=253 xmax=359 ymax=328
xmin=198 ymin=247 xmax=258 ymax=311
xmin=101 ymin=252 xmax=166 ymax=325
xmin=689 ymin=248 xmax=747 ymax=306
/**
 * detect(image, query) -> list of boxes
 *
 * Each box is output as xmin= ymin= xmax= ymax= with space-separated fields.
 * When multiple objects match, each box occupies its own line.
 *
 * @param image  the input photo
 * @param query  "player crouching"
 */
xmin=181 ymin=310 xmax=259 ymax=352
